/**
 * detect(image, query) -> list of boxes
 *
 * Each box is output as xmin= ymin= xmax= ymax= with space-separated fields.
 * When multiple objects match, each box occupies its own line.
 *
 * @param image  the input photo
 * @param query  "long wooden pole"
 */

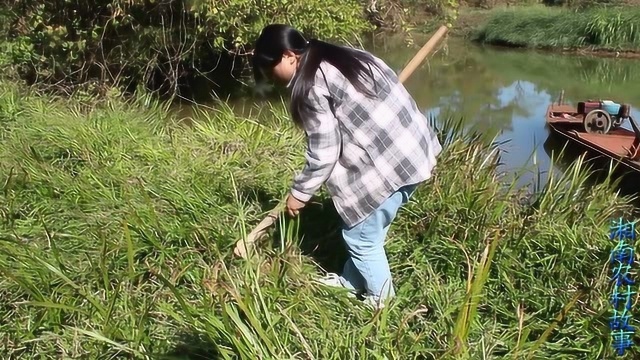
xmin=397 ymin=25 xmax=449 ymax=83
xmin=233 ymin=25 xmax=449 ymax=258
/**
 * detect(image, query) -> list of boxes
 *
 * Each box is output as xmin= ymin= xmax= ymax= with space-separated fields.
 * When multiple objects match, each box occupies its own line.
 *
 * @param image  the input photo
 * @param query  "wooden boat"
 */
xmin=545 ymin=92 xmax=640 ymax=172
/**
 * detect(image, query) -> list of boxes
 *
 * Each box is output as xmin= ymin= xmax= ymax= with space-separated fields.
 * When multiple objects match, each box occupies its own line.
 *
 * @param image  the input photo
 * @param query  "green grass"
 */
xmin=473 ymin=5 xmax=640 ymax=51
xmin=0 ymin=78 xmax=637 ymax=359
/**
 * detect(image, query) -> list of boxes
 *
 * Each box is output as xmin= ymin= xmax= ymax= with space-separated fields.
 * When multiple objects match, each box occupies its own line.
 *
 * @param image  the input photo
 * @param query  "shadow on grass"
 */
xmin=239 ymin=186 xmax=348 ymax=274
xmin=160 ymin=333 xmax=223 ymax=360
xmin=277 ymin=197 xmax=348 ymax=274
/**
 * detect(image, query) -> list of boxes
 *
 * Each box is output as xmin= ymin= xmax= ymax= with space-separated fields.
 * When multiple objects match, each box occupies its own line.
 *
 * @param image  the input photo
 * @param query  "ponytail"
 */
xmin=289 ymin=38 xmax=380 ymax=127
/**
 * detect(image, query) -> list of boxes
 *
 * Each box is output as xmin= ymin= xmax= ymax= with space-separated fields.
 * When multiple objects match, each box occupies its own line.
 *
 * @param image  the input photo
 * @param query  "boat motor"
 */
xmin=578 ymin=100 xmax=631 ymax=134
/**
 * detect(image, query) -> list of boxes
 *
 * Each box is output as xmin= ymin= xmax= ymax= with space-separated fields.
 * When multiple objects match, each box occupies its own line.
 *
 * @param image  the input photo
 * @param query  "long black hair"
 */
xmin=252 ymin=24 xmax=381 ymax=127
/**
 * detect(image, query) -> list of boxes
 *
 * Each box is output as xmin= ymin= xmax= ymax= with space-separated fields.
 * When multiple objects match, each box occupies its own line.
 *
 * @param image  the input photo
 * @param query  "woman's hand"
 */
xmin=286 ymin=193 xmax=306 ymax=217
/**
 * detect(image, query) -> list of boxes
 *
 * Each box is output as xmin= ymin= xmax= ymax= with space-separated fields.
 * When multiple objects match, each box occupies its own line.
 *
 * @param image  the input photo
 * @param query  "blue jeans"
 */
xmin=338 ymin=184 xmax=418 ymax=302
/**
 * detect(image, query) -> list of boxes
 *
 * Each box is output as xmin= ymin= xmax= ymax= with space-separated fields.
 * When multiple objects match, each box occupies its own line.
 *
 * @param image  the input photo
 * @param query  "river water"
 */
xmin=371 ymin=34 xmax=640 ymax=193
xmin=178 ymin=34 xmax=640 ymax=194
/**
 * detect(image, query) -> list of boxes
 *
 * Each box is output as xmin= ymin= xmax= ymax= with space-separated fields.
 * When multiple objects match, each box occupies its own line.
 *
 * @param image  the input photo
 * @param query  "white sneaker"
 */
xmin=315 ymin=273 xmax=357 ymax=298
xmin=363 ymin=295 xmax=386 ymax=310
xmin=316 ymin=273 xmax=343 ymax=287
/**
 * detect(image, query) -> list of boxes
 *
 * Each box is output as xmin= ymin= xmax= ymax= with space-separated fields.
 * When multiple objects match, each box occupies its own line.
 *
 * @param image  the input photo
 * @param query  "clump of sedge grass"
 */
xmin=0 ymin=79 xmax=635 ymax=358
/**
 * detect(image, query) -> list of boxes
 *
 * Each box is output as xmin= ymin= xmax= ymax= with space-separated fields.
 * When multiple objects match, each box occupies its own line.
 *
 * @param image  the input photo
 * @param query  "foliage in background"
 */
xmin=0 ymin=76 xmax=636 ymax=358
xmin=473 ymin=5 xmax=640 ymax=51
xmin=0 ymin=0 xmax=474 ymax=100
xmin=3 ymin=0 xmax=638 ymax=100
xmin=2 ymin=0 xmax=372 ymax=99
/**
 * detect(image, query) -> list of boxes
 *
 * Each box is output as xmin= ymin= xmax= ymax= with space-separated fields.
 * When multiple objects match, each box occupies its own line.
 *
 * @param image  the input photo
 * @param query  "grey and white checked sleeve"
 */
xmin=290 ymin=84 xmax=341 ymax=203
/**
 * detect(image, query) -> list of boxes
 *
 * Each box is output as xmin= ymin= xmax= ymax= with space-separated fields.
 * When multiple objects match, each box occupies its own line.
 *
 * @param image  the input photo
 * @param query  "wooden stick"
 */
xmin=233 ymin=195 xmax=287 ymax=258
xmin=233 ymin=25 xmax=449 ymax=259
xmin=398 ymin=25 xmax=449 ymax=83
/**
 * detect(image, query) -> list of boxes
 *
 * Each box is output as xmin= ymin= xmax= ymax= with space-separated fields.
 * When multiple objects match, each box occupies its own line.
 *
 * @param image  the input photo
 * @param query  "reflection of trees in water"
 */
xmin=363 ymin=37 xmax=640 ymax=192
xmin=477 ymin=50 xmax=640 ymax=105
xmin=369 ymin=41 xmax=532 ymax=133
xmin=367 ymin=37 xmax=640 ymax=132
xmin=415 ymin=60 xmax=515 ymax=132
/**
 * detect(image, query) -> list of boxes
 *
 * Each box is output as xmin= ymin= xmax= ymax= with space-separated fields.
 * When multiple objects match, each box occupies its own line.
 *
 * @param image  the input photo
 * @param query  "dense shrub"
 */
xmin=3 ymin=0 xmax=372 ymax=97
xmin=0 ymin=0 xmax=472 ymax=98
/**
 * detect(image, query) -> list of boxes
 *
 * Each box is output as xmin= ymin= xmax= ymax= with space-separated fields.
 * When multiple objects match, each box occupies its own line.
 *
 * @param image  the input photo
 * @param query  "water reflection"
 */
xmin=367 ymin=35 xmax=640 ymax=192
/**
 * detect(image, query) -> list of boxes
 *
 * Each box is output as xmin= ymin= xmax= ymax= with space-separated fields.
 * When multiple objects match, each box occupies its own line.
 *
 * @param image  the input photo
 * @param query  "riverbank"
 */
xmin=0 ymin=76 xmax=635 ymax=358
xmin=471 ymin=5 xmax=640 ymax=57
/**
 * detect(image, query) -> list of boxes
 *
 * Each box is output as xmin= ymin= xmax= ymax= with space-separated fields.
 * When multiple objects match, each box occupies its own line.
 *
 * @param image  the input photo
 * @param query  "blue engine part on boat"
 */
xmin=601 ymin=100 xmax=622 ymax=116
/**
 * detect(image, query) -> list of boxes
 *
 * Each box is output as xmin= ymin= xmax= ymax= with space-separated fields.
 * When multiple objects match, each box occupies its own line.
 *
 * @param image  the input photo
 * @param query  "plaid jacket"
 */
xmin=288 ymin=52 xmax=442 ymax=228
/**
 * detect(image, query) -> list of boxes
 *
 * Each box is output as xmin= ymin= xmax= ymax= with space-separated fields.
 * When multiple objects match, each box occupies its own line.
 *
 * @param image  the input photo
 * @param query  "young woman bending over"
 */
xmin=252 ymin=24 xmax=442 ymax=308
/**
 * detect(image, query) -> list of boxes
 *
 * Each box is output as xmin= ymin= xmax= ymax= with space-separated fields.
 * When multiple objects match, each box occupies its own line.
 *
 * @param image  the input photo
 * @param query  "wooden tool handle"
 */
xmin=233 ymin=25 xmax=449 ymax=259
xmin=398 ymin=25 xmax=448 ymax=83
xmin=233 ymin=196 xmax=286 ymax=258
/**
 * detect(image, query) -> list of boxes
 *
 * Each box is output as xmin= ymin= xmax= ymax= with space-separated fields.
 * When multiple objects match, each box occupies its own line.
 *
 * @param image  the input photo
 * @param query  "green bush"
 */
xmin=3 ymin=0 xmax=372 ymax=97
